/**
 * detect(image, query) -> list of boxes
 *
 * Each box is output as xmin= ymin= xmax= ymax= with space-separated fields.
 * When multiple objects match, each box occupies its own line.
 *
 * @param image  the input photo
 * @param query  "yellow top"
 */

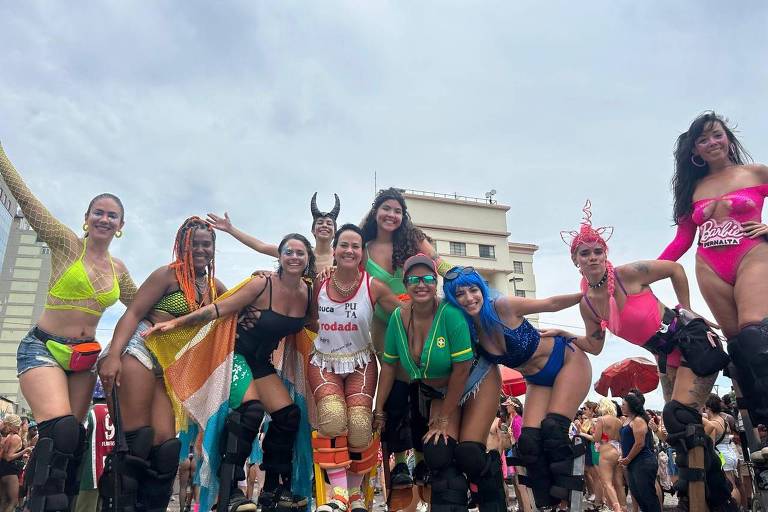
xmin=46 ymin=237 xmax=120 ymax=315
xmin=0 ymin=143 xmax=136 ymax=314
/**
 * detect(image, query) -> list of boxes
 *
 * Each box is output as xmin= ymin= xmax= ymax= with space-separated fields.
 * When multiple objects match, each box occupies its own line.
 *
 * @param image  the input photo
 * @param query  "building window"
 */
xmin=479 ymin=244 xmax=495 ymax=259
xmin=450 ymin=242 xmax=467 ymax=257
xmin=513 ymin=261 xmax=524 ymax=274
xmin=41 ymin=247 xmax=50 ymax=255
xmin=515 ymin=289 xmax=526 ymax=297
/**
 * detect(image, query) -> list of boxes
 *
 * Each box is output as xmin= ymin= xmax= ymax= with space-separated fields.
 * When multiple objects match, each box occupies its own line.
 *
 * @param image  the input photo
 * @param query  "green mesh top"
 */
xmin=153 ymin=290 xmax=191 ymax=317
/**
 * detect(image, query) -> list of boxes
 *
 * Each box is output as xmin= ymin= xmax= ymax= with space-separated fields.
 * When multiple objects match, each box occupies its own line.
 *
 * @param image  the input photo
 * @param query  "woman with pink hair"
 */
xmin=546 ymin=201 xmax=734 ymax=511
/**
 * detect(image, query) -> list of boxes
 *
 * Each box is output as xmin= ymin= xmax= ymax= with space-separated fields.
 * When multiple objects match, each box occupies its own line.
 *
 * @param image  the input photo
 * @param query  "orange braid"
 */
xmin=170 ymin=216 xmax=217 ymax=311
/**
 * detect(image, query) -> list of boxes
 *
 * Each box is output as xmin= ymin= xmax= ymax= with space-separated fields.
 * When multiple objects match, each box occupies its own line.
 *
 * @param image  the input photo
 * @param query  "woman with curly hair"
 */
xmin=659 ymin=111 xmax=768 ymax=434
xmin=98 ymin=217 xmax=226 ymax=512
xmin=0 ymin=143 xmax=136 ymax=512
xmin=144 ymin=234 xmax=315 ymax=512
xmin=360 ymin=188 xmax=450 ymax=488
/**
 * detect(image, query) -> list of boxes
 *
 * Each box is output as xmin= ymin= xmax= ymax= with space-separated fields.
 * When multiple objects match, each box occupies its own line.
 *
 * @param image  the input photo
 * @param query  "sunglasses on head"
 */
xmin=445 ymin=266 xmax=475 ymax=281
xmin=405 ymin=275 xmax=438 ymax=286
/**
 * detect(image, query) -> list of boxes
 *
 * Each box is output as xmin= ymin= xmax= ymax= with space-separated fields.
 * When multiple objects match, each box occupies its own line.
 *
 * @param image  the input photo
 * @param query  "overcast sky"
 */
xmin=2 ymin=1 xmax=766 ymax=409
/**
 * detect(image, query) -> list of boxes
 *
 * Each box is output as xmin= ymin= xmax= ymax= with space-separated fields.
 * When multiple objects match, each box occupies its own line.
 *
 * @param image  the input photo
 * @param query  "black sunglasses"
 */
xmin=445 ymin=266 xmax=475 ymax=281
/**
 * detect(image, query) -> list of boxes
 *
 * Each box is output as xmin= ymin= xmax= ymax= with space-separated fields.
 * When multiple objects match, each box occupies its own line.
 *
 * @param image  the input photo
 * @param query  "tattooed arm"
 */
xmin=541 ymin=302 xmax=606 ymax=355
xmin=142 ymin=277 xmax=269 ymax=335
xmin=622 ymin=260 xmax=691 ymax=309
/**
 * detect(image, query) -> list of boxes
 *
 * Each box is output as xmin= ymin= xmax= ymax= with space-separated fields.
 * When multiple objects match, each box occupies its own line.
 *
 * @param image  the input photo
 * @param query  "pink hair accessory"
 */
xmin=565 ymin=200 xmax=621 ymax=334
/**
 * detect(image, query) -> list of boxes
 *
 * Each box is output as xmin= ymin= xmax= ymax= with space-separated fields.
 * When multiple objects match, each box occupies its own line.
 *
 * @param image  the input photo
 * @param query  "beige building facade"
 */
xmin=0 ymin=177 xmax=51 ymax=413
xmin=402 ymin=189 xmax=539 ymax=322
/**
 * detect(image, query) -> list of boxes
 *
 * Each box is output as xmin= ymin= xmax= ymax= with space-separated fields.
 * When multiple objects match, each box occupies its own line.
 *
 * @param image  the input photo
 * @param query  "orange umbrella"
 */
xmin=594 ymin=357 xmax=659 ymax=398
xmin=501 ymin=366 xmax=527 ymax=397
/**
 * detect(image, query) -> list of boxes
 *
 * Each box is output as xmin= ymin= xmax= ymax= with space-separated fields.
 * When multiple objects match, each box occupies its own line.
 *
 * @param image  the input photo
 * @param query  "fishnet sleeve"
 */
xmin=0 ymin=143 xmax=78 ymax=254
xmin=119 ymin=271 xmax=138 ymax=306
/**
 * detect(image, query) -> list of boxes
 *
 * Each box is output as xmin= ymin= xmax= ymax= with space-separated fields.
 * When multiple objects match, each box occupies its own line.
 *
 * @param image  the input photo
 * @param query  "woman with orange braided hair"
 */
xmin=98 ymin=217 xmax=226 ymax=512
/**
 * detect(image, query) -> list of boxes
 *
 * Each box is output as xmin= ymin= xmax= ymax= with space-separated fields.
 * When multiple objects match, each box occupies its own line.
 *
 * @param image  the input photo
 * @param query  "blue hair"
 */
xmin=443 ymin=267 xmax=506 ymax=340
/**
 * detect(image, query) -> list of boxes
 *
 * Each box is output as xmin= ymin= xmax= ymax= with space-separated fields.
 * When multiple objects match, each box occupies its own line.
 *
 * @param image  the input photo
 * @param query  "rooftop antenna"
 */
xmin=484 ymin=189 xmax=497 ymax=204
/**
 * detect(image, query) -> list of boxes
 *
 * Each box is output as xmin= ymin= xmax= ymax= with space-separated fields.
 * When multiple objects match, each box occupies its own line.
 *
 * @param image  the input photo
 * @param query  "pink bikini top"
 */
xmin=659 ymin=184 xmax=768 ymax=261
xmin=583 ymin=274 xmax=661 ymax=346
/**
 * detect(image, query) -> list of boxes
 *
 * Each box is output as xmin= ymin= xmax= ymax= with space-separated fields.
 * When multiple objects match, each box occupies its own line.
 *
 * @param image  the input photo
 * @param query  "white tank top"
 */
xmin=311 ymin=271 xmax=375 ymax=374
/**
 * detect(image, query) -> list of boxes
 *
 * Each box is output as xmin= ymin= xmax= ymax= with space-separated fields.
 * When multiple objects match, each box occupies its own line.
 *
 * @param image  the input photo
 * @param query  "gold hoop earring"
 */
xmin=82 ymin=223 xmax=89 ymax=232
xmin=115 ymin=230 xmax=123 ymax=238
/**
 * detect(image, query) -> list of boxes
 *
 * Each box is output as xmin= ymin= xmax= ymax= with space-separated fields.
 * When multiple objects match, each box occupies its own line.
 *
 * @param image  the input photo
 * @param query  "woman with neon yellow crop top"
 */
xmin=97 ymin=217 xmax=227 ymax=512
xmin=0 ymin=143 xmax=136 ymax=512
xmin=360 ymin=188 xmax=451 ymax=489
xmin=373 ymin=254 xmax=501 ymax=512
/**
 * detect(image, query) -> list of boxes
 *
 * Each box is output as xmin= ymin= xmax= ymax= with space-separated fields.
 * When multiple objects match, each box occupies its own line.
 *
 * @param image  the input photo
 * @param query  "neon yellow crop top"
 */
xmin=46 ymin=238 xmax=120 ymax=315
xmin=0 ymin=143 xmax=137 ymax=315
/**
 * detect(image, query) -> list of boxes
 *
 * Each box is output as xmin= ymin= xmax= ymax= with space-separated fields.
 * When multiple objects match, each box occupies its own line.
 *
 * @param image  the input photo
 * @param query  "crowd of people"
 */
xmin=0 ymin=109 xmax=766 ymax=512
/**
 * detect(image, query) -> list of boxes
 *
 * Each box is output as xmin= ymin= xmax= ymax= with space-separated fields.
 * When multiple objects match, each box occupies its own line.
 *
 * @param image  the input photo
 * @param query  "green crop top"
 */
xmin=382 ymin=301 xmax=474 ymax=380
xmin=365 ymin=254 xmax=406 ymax=322
xmin=153 ymin=290 xmax=191 ymax=317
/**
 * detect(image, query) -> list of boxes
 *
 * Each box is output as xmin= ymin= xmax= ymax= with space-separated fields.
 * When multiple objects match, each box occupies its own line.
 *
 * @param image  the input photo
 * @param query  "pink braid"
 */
xmin=579 ymin=260 xmax=621 ymax=333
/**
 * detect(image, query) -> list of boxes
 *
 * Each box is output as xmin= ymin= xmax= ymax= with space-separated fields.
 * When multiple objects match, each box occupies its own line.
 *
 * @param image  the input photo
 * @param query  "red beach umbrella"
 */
xmin=594 ymin=357 xmax=659 ymax=398
xmin=501 ymin=366 xmax=527 ymax=397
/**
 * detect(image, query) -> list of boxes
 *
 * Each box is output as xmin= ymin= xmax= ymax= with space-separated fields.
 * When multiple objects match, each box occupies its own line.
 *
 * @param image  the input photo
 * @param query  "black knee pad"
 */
xmin=260 ymin=403 xmax=300 ymax=484
xmin=221 ymin=400 xmax=265 ymax=481
xmin=541 ymin=413 xmax=584 ymax=500
xmin=729 ymin=325 xmax=768 ymax=425
xmin=429 ymin=465 xmax=468 ymax=512
xmin=423 ymin=436 xmax=457 ymax=470
xmin=511 ymin=427 xmax=555 ymax=509
xmin=99 ymin=426 xmax=154 ymax=512
xmin=454 ymin=443 xmax=506 ymax=512
xmin=26 ymin=415 xmax=81 ymax=512
xmin=138 ymin=439 xmax=182 ymax=512
xmin=383 ymin=380 xmax=413 ymax=453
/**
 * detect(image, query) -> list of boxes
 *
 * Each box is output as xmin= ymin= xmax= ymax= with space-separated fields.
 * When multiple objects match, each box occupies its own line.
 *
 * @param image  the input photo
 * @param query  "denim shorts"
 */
xmin=17 ymin=326 xmax=97 ymax=376
xmin=418 ymin=355 xmax=493 ymax=416
xmin=98 ymin=321 xmax=163 ymax=378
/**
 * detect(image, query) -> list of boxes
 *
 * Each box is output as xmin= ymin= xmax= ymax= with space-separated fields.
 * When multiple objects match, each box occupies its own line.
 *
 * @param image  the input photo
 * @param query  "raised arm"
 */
xmin=418 ymin=237 xmax=454 ymax=277
xmin=658 ymin=215 xmax=696 ymax=261
xmin=543 ymin=301 xmax=607 ymax=355
xmin=0 ymin=142 xmax=78 ymax=251
xmin=207 ymin=212 xmax=279 ymax=258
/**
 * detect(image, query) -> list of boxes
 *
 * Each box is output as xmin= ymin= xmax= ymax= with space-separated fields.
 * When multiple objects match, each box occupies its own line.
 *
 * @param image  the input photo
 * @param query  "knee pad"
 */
xmin=454 ymin=443 xmax=506 ymax=512
xmin=219 ymin=400 xmax=265 ymax=500
xmin=429 ymin=465 xmax=468 ymax=512
xmin=511 ymin=427 xmax=555 ymax=509
xmin=347 ymin=406 xmax=372 ymax=448
xmin=99 ymin=426 xmax=154 ymax=512
xmin=139 ymin=439 xmax=182 ymax=512
xmin=261 ymin=403 xmax=300 ymax=479
xmin=541 ymin=413 xmax=584 ymax=500
xmin=729 ymin=325 xmax=768 ymax=424
xmin=383 ymin=380 xmax=412 ymax=453
xmin=423 ymin=436 xmax=457 ymax=471
xmin=316 ymin=395 xmax=348 ymax=439
xmin=348 ymin=435 xmax=380 ymax=475
xmin=26 ymin=415 xmax=81 ymax=512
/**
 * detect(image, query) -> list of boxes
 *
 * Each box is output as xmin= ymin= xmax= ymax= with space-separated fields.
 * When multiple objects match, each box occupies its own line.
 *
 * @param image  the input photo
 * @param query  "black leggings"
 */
xmin=626 ymin=456 xmax=660 ymax=512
